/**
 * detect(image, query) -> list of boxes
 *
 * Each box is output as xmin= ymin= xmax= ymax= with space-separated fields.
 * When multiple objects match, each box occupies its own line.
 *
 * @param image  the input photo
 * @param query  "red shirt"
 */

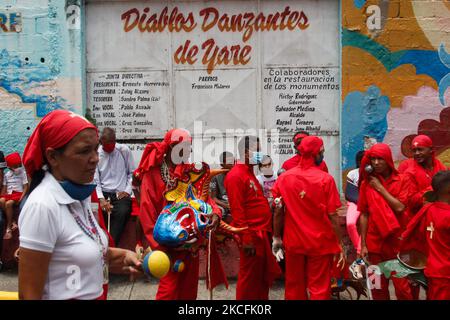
xmin=272 ymin=166 xmax=342 ymax=255
xmin=401 ymin=159 xmax=448 ymax=214
xmin=281 ymin=154 xmax=329 ymax=172
xmin=358 ymin=173 xmax=410 ymax=255
xmin=224 ymin=163 xmax=272 ymax=243
xmin=424 ymin=202 xmax=450 ymax=279
xmin=397 ymin=159 xmax=414 ymax=173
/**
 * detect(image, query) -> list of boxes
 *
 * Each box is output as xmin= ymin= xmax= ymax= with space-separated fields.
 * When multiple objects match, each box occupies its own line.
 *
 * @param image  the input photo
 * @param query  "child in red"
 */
xmin=0 ymin=152 xmax=29 ymax=239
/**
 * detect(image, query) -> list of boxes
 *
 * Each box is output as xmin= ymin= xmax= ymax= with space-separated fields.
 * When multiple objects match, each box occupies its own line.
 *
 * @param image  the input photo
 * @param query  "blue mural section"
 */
xmin=342 ymin=29 xmax=450 ymax=87
xmin=0 ymin=49 xmax=67 ymax=116
xmin=342 ymin=85 xmax=390 ymax=169
xmin=0 ymin=0 xmax=83 ymax=156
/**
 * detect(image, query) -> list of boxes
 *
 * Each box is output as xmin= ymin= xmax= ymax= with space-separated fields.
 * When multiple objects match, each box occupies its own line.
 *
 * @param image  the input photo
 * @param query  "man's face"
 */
xmin=314 ymin=147 xmax=325 ymax=164
xmin=370 ymin=157 xmax=389 ymax=175
xmin=247 ymin=141 xmax=261 ymax=165
xmin=51 ymin=129 xmax=100 ymax=184
xmin=412 ymin=146 xmax=433 ymax=164
xmin=100 ymin=133 xmax=115 ymax=146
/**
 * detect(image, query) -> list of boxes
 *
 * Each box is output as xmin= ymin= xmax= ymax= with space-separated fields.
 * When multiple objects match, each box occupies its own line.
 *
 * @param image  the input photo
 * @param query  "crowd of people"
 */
xmin=0 ymin=109 xmax=449 ymax=300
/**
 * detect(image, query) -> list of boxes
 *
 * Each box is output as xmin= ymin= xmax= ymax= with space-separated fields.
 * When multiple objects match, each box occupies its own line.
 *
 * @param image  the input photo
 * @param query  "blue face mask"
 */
xmin=314 ymin=154 xmax=324 ymax=166
xmin=59 ymin=180 xmax=97 ymax=201
xmin=251 ymin=151 xmax=264 ymax=164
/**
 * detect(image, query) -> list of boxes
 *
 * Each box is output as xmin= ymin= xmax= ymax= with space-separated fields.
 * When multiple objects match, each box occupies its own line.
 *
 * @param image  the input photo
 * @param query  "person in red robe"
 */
xmin=400 ymin=170 xmax=450 ymax=299
xmin=398 ymin=135 xmax=447 ymax=215
xmin=224 ymin=135 xmax=281 ymax=300
xmin=358 ymin=143 xmax=416 ymax=300
xmin=281 ymin=131 xmax=329 ymax=172
xmin=271 ymin=136 xmax=345 ymax=300
xmin=133 ymin=129 xmax=224 ymax=300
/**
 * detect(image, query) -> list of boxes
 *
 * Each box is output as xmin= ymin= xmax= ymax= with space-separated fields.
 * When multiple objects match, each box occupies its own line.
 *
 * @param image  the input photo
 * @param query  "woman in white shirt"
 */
xmin=18 ymin=110 xmax=142 ymax=300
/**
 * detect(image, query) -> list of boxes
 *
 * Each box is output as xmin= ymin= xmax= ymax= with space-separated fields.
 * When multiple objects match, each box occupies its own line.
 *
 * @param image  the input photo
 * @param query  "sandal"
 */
xmin=3 ymin=228 xmax=12 ymax=240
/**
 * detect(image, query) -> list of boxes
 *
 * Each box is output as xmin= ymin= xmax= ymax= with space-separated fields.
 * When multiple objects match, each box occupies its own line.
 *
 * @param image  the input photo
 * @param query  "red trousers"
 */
xmin=236 ymin=232 xmax=279 ymax=300
xmin=369 ymin=253 xmax=415 ymax=300
xmin=427 ymin=278 xmax=450 ymax=300
xmin=285 ymin=252 xmax=333 ymax=300
xmin=156 ymin=251 xmax=199 ymax=300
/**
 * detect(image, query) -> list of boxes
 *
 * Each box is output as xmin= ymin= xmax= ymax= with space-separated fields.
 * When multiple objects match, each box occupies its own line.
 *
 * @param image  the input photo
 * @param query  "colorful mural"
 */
xmin=0 ymin=0 xmax=83 ymax=155
xmin=342 ymin=0 xmax=450 ymax=171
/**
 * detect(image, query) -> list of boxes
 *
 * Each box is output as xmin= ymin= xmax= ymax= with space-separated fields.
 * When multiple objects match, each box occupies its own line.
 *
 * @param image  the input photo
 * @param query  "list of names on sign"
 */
xmin=263 ymin=66 xmax=340 ymax=155
xmin=88 ymin=71 xmax=170 ymax=139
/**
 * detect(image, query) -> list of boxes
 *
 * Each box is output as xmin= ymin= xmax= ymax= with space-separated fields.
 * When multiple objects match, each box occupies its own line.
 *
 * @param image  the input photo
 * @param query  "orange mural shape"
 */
xmin=342 ymin=0 xmax=436 ymax=51
xmin=342 ymin=46 xmax=437 ymax=107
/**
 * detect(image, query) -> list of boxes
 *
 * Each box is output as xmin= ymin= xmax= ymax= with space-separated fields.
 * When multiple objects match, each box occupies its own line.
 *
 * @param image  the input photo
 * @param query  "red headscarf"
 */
xmin=411 ymin=135 xmax=433 ymax=149
xmin=294 ymin=132 xmax=309 ymax=150
xmin=134 ymin=128 xmax=192 ymax=179
xmin=23 ymin=110 xmax=98 ymax=177
xmin=5 ymin=152 xmax=22 ymax=168
xmin=298 ymin=136 xmax=323 ymax=169
xmin=359 ymin=143 xmax=397 ymax=183
xmin=358 ymin=143 xmax=402 ymax=241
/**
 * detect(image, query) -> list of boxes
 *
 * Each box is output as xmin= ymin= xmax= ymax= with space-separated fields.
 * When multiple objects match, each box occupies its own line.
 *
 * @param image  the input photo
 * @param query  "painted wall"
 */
xmin=341 ymin=0 xmax=450 ymax=174
xmin=0 ymin=0 xmax=83 ymax=156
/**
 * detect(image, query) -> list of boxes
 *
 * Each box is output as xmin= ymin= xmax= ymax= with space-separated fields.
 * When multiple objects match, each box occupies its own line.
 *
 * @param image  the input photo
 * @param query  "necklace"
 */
xmin=160 ymin=160 xmax=177 ymax=189
xmin=68 ymin=202 xmax=109 ymax=284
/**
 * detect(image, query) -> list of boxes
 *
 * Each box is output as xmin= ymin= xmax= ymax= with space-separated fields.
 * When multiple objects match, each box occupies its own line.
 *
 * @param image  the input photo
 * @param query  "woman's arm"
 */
xmin=18 ymin=247 xmax=52 ymax=300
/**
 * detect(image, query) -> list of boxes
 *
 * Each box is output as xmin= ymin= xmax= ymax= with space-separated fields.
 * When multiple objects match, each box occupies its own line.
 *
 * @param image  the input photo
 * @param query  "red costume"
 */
xmin=281 ymin=133 xmax=329 ymax=172
xmin=401 ymin=202 xmax=450 ymax=300
xmin=135 ymin=129 xmax=227 ymax=300
xmin=398 ymin=135 xmax=447 ymax=215
xmin=224 ymin=162 xmax=281 ymax=300
xmin=358 ymin=143 xmax=415 ymax=300
xmin=272 ymin=136 xmax=341 ymax=300
xmin=282 ymin=154 xmax=329 ymax=172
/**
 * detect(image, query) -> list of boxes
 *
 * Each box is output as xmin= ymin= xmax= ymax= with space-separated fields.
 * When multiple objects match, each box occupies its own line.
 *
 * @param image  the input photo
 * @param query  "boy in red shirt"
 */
xmin=401 ymin=170 xmax=450 ymax=300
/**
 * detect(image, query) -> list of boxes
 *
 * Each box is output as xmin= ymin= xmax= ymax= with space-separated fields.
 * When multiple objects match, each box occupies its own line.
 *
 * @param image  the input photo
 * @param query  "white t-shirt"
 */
xmin=3 ymin=168 xmax=28 ymax=194
xmin=256 ymin=174 xmax=278 ymax=203
xmin=19 ymin=172 xmax=108 ymax=300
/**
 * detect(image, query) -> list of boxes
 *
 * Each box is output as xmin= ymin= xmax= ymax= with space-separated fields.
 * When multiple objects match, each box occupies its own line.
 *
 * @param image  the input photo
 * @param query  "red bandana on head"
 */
xmin=134 ymin=128 xmax=192 ymax=179
xmin=5 ymin=152 xmax=22 ymax=168
xmin=411 ymin=135 xmax=433 ymax=149
xmin=22 ymin=110 xmax=98 ymax=177
xmin=298 ymin=136 xmax=323 ymax=169
xmin=294 ymin=133 xmax=309 ymax=152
